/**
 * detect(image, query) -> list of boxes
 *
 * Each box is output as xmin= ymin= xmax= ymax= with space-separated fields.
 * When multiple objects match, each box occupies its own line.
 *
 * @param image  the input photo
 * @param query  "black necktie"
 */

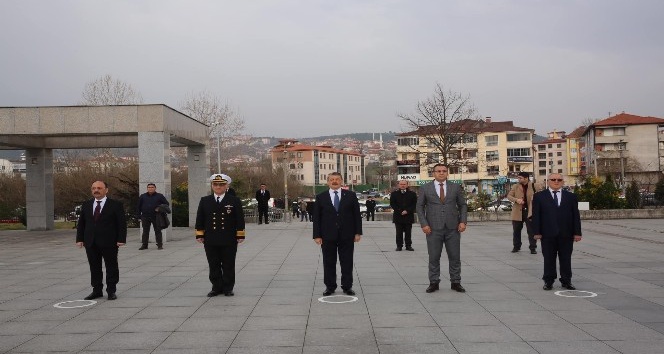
xmin=401 ymin=190 xmax=405 ymax=194
xmin=94 ymin=201 xmax=101 ymax=222
xmin=552 ymin=191 xmax=559 ymax=206
xmin=216 ymin=197 xmax=221 ymax=204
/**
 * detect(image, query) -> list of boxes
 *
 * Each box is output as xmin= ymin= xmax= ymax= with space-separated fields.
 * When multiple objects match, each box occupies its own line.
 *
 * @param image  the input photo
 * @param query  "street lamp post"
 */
xmin=210 ymin=122 xmax=221 ymax=173
xmin=619 ymin=139 xmax=626 ymax=195
xmin=283 ymin=149 xmax=289 ymax=222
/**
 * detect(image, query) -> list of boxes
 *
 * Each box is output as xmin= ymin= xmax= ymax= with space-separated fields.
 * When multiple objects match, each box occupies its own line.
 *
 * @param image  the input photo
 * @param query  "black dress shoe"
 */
xmin=207 ymin=290 xmax=221 ymax=297
xmin=224 ymin=291 xmax=234 ymax=296
xmin=107 ymin=293 xmax=117 ymax=300
xmin=323 ymin=288 xmax=335 ymax=296
xmin=543 ymin=283 xmax=553 ymax=290
xmin=530 ymin=249 xmax=537 ymax=254
xmin=342 ymin=288 xmax=356 ymax=296
xmin=396 ymin=247 xmax=402 ymax=251
xmin=157 ymin=245 xmax=163 ymax=250
xmin=84 ymin=292 xmax=103 ymax=300
xmin=425 ymin=283 xmax=439 ymax=293
xmin=511 ymin=247 xmax=519 ymax=253
xmin=265 ymin=222 xmax=269 ymax=224
xmin=405 ymin=246 xmax=414 ymax=251
xmin=451 ymin=283 xmax=466 ymax=293
xmin=561 ymin=283 xmax=576 ymax=290
xmin=138 ymin=246 xmax=148 ymax=250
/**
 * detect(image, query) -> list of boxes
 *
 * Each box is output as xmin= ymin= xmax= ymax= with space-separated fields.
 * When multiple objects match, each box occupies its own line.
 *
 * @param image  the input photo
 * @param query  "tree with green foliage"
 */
xmin=576 ymin=175 xmax=624 ymax=210
xmin=171 ymin=182 xmax=189 ymax=227
xmin=625 ymin=180 xmax=641 ymax=209
xmin=655 ymin=178 xmax=664 ymax=206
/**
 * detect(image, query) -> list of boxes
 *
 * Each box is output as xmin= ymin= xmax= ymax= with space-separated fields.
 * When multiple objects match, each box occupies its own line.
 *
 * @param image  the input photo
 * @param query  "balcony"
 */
xmin=507 ymin=156 xmax=533 ymax=163
xmin=396 ymin=159 xmax=420 ymax=166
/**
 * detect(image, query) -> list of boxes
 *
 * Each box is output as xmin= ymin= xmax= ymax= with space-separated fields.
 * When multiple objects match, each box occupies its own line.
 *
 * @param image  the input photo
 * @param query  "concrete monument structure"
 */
xmin=0 ymin=105 xmax=210 ymax=231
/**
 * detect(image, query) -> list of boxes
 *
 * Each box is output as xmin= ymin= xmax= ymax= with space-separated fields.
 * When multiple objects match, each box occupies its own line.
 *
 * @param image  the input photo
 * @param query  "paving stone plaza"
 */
xmin=1 ymin=219 xmax=664 ymax=353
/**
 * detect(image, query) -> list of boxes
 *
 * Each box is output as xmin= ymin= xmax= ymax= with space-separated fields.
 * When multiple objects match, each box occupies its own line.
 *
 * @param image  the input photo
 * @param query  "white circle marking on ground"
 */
xmin=554 ymin=290 xmax=598 ymax=298
xmin=318 ymin=295 xmax=359 ymax=304
xmin=53 ymin=300 xmax=97 ymax=309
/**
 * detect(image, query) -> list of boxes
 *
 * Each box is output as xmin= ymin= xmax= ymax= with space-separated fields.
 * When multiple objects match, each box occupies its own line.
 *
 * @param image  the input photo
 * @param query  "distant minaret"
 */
xmin=379 ymin=133 xmax=383 ymax=148
xmin=372 ymin=132 xmax=375 ymax=141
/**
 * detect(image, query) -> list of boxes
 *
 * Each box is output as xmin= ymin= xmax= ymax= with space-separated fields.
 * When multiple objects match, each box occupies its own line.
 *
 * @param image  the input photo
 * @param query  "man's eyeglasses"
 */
xmin=549 ymin=179 xmax=563 ymax=182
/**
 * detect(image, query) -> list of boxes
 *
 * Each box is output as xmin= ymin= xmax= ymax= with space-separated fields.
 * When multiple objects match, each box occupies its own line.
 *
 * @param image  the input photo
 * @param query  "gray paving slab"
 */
xmin=2 ymin=219 xmax=664 ymax=352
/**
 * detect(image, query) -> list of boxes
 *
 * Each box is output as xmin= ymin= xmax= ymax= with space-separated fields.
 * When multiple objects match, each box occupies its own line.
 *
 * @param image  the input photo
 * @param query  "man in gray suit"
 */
xmin=416 ymin=164 xmax=468 ymax=293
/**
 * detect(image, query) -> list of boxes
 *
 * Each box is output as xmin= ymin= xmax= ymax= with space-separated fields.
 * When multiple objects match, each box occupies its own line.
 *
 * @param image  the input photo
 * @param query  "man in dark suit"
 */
xmin=416 ymin=164 xmax=468 ymax=293
xmin=76 ymin=180 xmax=127 ymax=301
xmin=196 ymin=174 xmax=246 ymax=297
xmin=365 ymin=195 xmax=376 ymax=221
xmin=390 ymin=180 xmax=418 ymax=251
xmin=255 ymin=183 xmax=271 ymax=224
xmin=313 ymin=172 xmax=362 ymax=296
xmin=532 ymin=173 xmax=582 ymax=291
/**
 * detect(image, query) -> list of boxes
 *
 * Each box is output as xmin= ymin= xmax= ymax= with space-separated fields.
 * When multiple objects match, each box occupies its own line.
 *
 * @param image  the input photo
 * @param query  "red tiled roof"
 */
xmin=566 ymin=125 xmax=586 ymax=139
xmin=398 ymin=119 xmax=532 ymax=136
xmin=593 ymin=113 xmax=664 ymax=126
xmin=270 ymin=144 xmax=362 ymax=156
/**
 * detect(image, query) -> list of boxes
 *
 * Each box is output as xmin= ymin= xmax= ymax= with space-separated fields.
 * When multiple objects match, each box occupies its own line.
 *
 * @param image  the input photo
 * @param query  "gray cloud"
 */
xmin=1 ymin=0 xmax=662 ymax=137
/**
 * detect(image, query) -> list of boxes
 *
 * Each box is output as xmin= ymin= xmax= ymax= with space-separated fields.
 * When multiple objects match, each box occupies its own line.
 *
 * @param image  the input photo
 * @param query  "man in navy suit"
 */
xmin=313 ymin=172 xmax=362 ymax=296
xmin=76 ymin=180 xmax=127 ymax=301
xmin=255 ymin=183 xmax=271 ymax=224
xmin=532 ymin=173 xmax=582 ymax=291
xmin=196 ymin=174 xmax=246 ymax=297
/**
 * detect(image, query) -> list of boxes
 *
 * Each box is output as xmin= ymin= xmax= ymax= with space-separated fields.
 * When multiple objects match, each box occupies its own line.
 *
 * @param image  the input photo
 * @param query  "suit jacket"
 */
xmin=255 ymin=189 xmax=271 ymax=209
xmin=532 ymin=189 xmax=582 ymax=239
xmin=365 ymin=199 xmax=376 ymax=212
xmin=390 ymin=189 xmax=417 ymax=224
xmin=313 ymin=189 xmax=362 ymax=241
xmin=195 ymin=194 xmax=246 ymax=246
xmin=76 ymin=198 xmax=127 ymax=247
xmin=507 ymin=182 xmax=543 ymax=221
xmin=416 ymin=180 xmax=468 ymax=230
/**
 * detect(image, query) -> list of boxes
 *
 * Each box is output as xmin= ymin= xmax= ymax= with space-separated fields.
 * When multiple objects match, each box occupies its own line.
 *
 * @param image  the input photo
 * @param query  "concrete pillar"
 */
xmin=25 ymin=148 xmax=54 ymax=230
xmin=187 ymin=145 xmax=208 ymax=228
xmin=138 ymin=132 xmax=171 ymax=244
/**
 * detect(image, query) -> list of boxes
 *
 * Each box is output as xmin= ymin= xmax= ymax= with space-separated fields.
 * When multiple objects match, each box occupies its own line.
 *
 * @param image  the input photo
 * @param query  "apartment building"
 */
xmin=533 ymin=130 xmax=569 ymax=184
xmin=566 ymin=126 xmax=586 ymax=183
xmin=270 ymin=139 xmax=364 ymax=187
xmin=396 ymin=118 xmax=534 ymax=196
xmin=583 ymin=113 xmax=664 ymax=191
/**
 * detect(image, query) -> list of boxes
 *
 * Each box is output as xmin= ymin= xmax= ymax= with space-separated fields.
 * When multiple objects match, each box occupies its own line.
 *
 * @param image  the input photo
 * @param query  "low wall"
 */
xmin=365 ymin=209 xmax=664 ymax=223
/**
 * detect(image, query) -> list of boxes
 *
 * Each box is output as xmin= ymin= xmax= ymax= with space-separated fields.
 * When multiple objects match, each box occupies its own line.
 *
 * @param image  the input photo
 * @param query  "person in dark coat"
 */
xmin=255 ymin=183 xmax=271 ymax=224
xmin=137 ymin=183 xmax=169 ymax=250
xmin=76 ymin=180 xmax=127 ymax=301
xmin=532 ymin=173 xmax=582 ymax=291
xmin=365 ymin=196 xmax=376 ymax=221
xmin=313 ymin=172 xmax=362 ymax=296
xmin=195 ymin=174 xmax=246 ymax=297
xmin=306 ymin=199 xmax=314 ymax=222
xmin=390 ymin=180 xmax=418 ymax=251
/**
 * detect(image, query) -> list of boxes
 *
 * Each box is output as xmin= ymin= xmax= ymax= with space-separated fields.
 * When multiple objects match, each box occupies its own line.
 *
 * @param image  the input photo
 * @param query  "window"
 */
xmin=466 ymin=150 xmax=477 ymax=158
xmin=485 ymin=135 xmax=498 ymax=146
xmin=538 ymin=153 xmax=546 ymax=159
xmin=401 ymin=153 xmax=408 ymax=160
xmin=486 ymin=150 xmax=499 ymax=161
xmin=486 ymin=166 xmax=499 ymax=175
xmin=548 ymin=144 xmax=552 ymax=148
xmin=539 ymin=161 xmax=547 ymax=167
xmin=398 ymin=137 xmax=419 ymax=146
xmin=507 ymin=133 xmax=530 ymax=142
xmin=557 ymin=152 xmax=562 ymax=156
xmin=548 ymin=152 xmax=553 ymax=157
xmin=467 ymin=165 xmax=478 ymax=173
xmin=571 ymin=158 xmax=577 ymax=163
xmin=557 ymin=160 xmax=563 ymax=165
xmin=298 ymin=162 xmax=303 ymax=168
xmin=538 ymin=145 xmax=546 ymax=150
xmin=571 ymin=148 xmax=577 ymax=153
xmin=449 ymin=166 xmax=460 ymax=174
xmin=463 ymin=135 xmax=477 ymax=143
xmin=558 ymin=169 xmax=563 ymax=173
xmin=601 ymin=127 xmax=625 ymax=136
xmin=507 ymin=148 xmax=530 ymax=157
xmin=539 ymin=169 xmax=547 ymax=176
xmin=557 ymin=144 xmax=561 ymax=148
xmin=296 ymin=152 xmax=302 ymax=158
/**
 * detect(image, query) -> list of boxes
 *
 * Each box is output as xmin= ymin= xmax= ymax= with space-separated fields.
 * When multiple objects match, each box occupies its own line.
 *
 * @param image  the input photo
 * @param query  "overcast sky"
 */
xmin=2 ymin=0 xmax=663 ymax=138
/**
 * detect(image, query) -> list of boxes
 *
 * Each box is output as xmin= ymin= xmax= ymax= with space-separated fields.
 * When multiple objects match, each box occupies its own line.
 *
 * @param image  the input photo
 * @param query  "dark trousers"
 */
xmin=541 ymin=235 xmax=574 ymax=284
xmin=258 ymin=206 xmax=269 ymax=224
xmin=85 ymin=243 xmax=119 ymax=294
xmin=366 ymin=210 xmax=375 ymax=221
xmin=512 ymin=216 xmax=536 ymax=250
xmin=141 ymin=216 xmax=162 ymax=246
xmin=321 ymin=237 xmax=355 ymax=291
xmin=204 ymin=243 xmax=238 ymax=292
xmin=395 ymin=222 xmax=413 ymax=247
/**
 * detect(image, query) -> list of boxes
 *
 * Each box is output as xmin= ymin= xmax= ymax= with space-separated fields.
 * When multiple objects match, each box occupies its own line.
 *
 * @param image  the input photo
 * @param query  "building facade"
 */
xmin=533 ymin=130 xmax=569 ymax=185
xmin=270 ymin=139 xmax=364 ymax=187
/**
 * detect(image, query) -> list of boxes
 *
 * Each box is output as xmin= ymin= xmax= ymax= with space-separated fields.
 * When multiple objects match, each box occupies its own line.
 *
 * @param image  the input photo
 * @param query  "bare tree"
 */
xmin=80 ymin=74 xmax=144 ymax=105
xmin=398 ymin=83 xmax=483 ymax=166
xmin=179 ymin=91 xmax=245 ymax=166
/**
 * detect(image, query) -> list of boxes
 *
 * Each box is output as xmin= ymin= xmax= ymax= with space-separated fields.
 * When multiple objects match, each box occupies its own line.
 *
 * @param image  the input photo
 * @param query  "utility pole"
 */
xmin=619 ymin=139 xmax=626 ymax=196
